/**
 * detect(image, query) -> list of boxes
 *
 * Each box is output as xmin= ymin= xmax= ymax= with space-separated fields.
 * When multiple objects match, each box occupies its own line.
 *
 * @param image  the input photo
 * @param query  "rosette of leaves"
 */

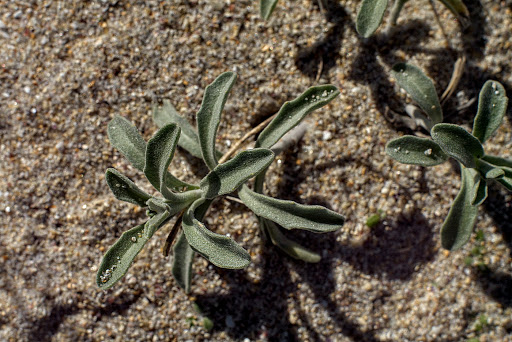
xmin=386 ymin=79 xmax=510 ymax=251
xmin=97 ymin=72 xmax=345 ymax=292
xmin=356 ymin=0 xmax=469 ymax=38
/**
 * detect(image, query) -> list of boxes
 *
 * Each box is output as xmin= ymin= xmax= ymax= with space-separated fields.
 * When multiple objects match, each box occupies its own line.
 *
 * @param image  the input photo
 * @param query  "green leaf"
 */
xmin=476 ymin=159 xmax=504 ymax=179
xmin=431 ymin=124 xmax=484 ymax=168
xmin=153 ymin=100 xmax=204 ymax=159
xmin=97 ymin=224 xmax=149 ymax=289
xmin=437 ymin=0 xmax=469 ymax=19
xmin=256 ymin=85 xmax=339 ymax=149
xmin=238 ymin=185 xmax=345 ymax=232
xmin=356 ymin=0 xmax=388 ymax=38
xmin=262 ymin=219 xmax=321 ymax=263
xmin=481 ymin=155 xmax=512 ymax=191
xmin=144 ymin=203 xmax=172 ymax=238
xmin=200 ymin=148 xmax=275 ymax=199
xmin=391 ymin=63 xmax=443 ymax=125
xmin=260 ymin=0 xmax=279 ymax=20
xmin=441 ymin=166 xmax=479 ymax=251
xmin=197 ymin=72 xmax=237 ymax=170
xmin=472 ymin=80 xmax=508 ymax=143
xmin=497 ymin=176 xmax=512 ymax=191
xmin=105 ymin=168 xmax=151 ymax=207
xmin=182 ymin=199 xmax=251 ymax=269
xmin=386 ymin=136 xmax=448 ymax=166
xmin=481 ymin=155 xmax=512 ymax=169
xmin=144 ymin=124 xmax=180 ymax=198
xmin=108 ymin=115 xmax=146 ymax=171
xmin=172 ymin=232 xmax=195 ymax=293
xmin=471 ymin=176 xmax=488 ymax=206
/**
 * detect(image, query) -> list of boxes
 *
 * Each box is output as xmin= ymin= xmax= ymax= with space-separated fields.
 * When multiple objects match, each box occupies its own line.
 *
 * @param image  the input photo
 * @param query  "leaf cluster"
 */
xmin=386 ymin=64 xmax=510 ymax=250
xmin=98 ymin=72 xmax=345 ymax=291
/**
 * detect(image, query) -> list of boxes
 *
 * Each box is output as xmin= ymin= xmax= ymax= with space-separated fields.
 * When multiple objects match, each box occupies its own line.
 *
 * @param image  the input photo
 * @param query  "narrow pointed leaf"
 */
xmin=386 ymin=136 xmax=448 ymax=166
xmin=144 ymin=208 xmax=172 ymax=238
xmin=481 ymin=155 xmax=512 ymax=169
xmin=263 ymin=219 xmax=321 ymax=263
xmin=471 ymin=176 xmax=488 ymax=206
xmin=391 ymin=63 xmax=443 ymax=125
xmin=200 ymin=148 xmax=275 ymax=199
xmin=182 ymin=199 xmax=250 ymax=269
xmin=97 ymin=224 xmax=149 ymax=289
xmin=172 ymin=232 xmax=195 ymax=293
xmin=260 ymin=0 xmax=279 ymax=20
xmin=441 ymin=167 xmax=479 ymax=251
xmin=256 ymin=85 xmax=339 ymax=149
xmin=356 ymin=0 xmax=388 ymax=38
xmin=153 ymin=100 xmax=203 ymax=159
xmin=197 ymin=72 xmax=237 ymax=170
xmin=472 ymin=80 xmax=508 ymax=143
xmin=437 ymin=0 xmax=469 ymax=19
xmin=105 ymin=168 xmax=151 ymax=207
xmin=497 ymin=177 xmax=512 ymax=191
xmin=239 ymin=185 xmax=345 ymax=232
xmin=476 ymin=159 xmax=505 ymax=179
xmin=108 ymin=115 xmax=146 ymax=171
xmin=144 ymin=124 xmax=180 ymax=197
xmin=431 ymin=124 xmax=484 ymax=168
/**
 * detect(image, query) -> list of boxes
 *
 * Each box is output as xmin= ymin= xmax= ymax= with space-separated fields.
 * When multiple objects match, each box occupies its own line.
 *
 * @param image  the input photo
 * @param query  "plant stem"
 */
xmin=388 ymin=0 xmax=408 ymax=28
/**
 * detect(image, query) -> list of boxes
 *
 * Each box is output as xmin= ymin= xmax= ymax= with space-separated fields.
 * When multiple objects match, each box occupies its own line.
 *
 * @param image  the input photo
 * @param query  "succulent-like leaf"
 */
xmin=441 ymin=167 xmax=479 ymax=251
xmin=391 ymin=63 xmax=443 ymax=125
xmin=386 ymin=136 xmax=448 ymax=166
xmin=108 ymin=115 xmax=147 ymax=171
xmin=256 ymin=85 xmax=339 ymax=149
xmin=97 ymin=224 xmax=149 ymax=289
xmin=472 ymin=80 xmax=508 ymax=143
xmin=437 ymin=0 xmax=469 ymax=19
xmin=172 ymin=232 xmax=195 ymax=293
xmin=260 ymin=0 xmax=279 ymax=20
xmin=239 ymin=185 xmax=345 ymax=232
xmin=356 ymin=0 xmax=388 ymax=38
xmin=105 ymin=168 xmax=151 ymax=207
xmin=182 ymin=199 xmax=251 ymax=269
xmin=200 ymin=148 xmax=275 ymax=199
xmin=262 ymin=218 xmax=321 ymax=263
xmin=153 ymin=100 xmax=204 ymax=159
xmin=197 ymin=72 xmax=237 ymax=170
xmin=144 ymin=124 xmax=180 ymax=198
xmin=431 ymin=124 xmax=484 ymax=168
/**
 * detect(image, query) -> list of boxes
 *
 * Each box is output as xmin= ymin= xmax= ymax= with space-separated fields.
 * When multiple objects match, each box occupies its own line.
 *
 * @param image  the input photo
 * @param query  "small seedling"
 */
xmin=366 ymin=209 xmax=385 ymax=228
xmin=97 ymin=72 xmax=345 ymax=292
xmin=386 ymin=64 xmax=510 ymax=251
xmin=356 ymin=0 xmax=469 ymax=38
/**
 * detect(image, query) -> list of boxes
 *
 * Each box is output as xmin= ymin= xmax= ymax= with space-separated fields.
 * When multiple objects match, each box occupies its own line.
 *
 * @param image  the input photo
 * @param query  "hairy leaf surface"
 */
xmin=386 ymin=136 xmax=448 ymax=166
xmin=431 ymin=124 xmax=484 ymax=168
xmin=260 ymin=0 xmax=279 ymax=20
xmin=172 ymin=232 xmax=195 ymax=293
xmin=472 ymin=80 xmax=508 ymax=143
xmin=256 ymin=85 xmax=339 ymax=149
xmin=200 ymin=149 xmax=274 ymax=199
xmin=197 ymin=72 xmax=237 ymax=170
xmin=106 ymin=168 xmax=151 ymax=207
xmin=391 ymin=63 xmax=443 ymax=125
xmin=356 ymin=0 xmax=388 ymax=38
xmin=108 ymin=115 xmax=146 ymax=171
xmin=239 ymin=185 xmax=344 ymax=232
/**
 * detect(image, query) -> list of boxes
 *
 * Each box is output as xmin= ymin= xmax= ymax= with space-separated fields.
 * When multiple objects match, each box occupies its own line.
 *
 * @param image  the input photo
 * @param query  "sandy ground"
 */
xmin=1 ymin=0 xmax=512 ymax=341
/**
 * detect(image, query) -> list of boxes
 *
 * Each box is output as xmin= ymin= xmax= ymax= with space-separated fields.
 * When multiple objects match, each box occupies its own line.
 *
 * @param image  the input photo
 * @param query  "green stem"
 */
xmin=388 ymin=0 xmax=408 ymax=27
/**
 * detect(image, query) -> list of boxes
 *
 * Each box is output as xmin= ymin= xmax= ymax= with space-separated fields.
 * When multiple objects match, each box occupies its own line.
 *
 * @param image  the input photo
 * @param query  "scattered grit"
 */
xmin=1 ymin=0 xmax=512 ymax=341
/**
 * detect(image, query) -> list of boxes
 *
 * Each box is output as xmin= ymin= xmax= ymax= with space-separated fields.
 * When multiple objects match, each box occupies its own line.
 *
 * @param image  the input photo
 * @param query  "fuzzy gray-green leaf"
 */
xmin=153 ymin=100 xmax=204 ymax=159
xmin=172 ymin=232 xmax=195 ymax=293
xmin=105 ymin=168 xmax=151 ymax=207
xmin=256 ymin=85 xmax=339 ymax=149
xmin=431 ymin=124 xmax=484 ymax=168
xmin=260 ymin=0 xmax=279 ymax=20
xmin=482 ymin=155 xmax=512 ymax=169
xmin=239 ymin=185 xmax=345 ymax=232
xmin=108 ymin=115 xmax=146 ymax=171
xmin=197 ymin=72 xmax=237 ymax=170
xmin=441 ymin=167 xmax=479 ymax=251
xmin=386 ymin=136 xmax=448 ymax=166
xmin=144 ymin=208 xmax=172 ymax=239
xmin=182 ymin=199 xmax=251 ymax=269
xmin=391 ymin=63 xmax=443 ymax=125
xmin=437 ymin=0 xmax=469 ymax=19
xmin=356 ymin=0 xmax=388 ymax=38
xmin=200 ymin=148 xmax=275 ymax=199
xmin=263 ymin=219 xmax=321 ymax=263
xmin=97 ymin=224 xmax=149 ymax=290
xmin=472 ymin=80 xmax=508 ymax=143
xmin=471 ymin=176 xmax=488 ymax=206
xmin=144 ymin=124 xmax=180 ymax=198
